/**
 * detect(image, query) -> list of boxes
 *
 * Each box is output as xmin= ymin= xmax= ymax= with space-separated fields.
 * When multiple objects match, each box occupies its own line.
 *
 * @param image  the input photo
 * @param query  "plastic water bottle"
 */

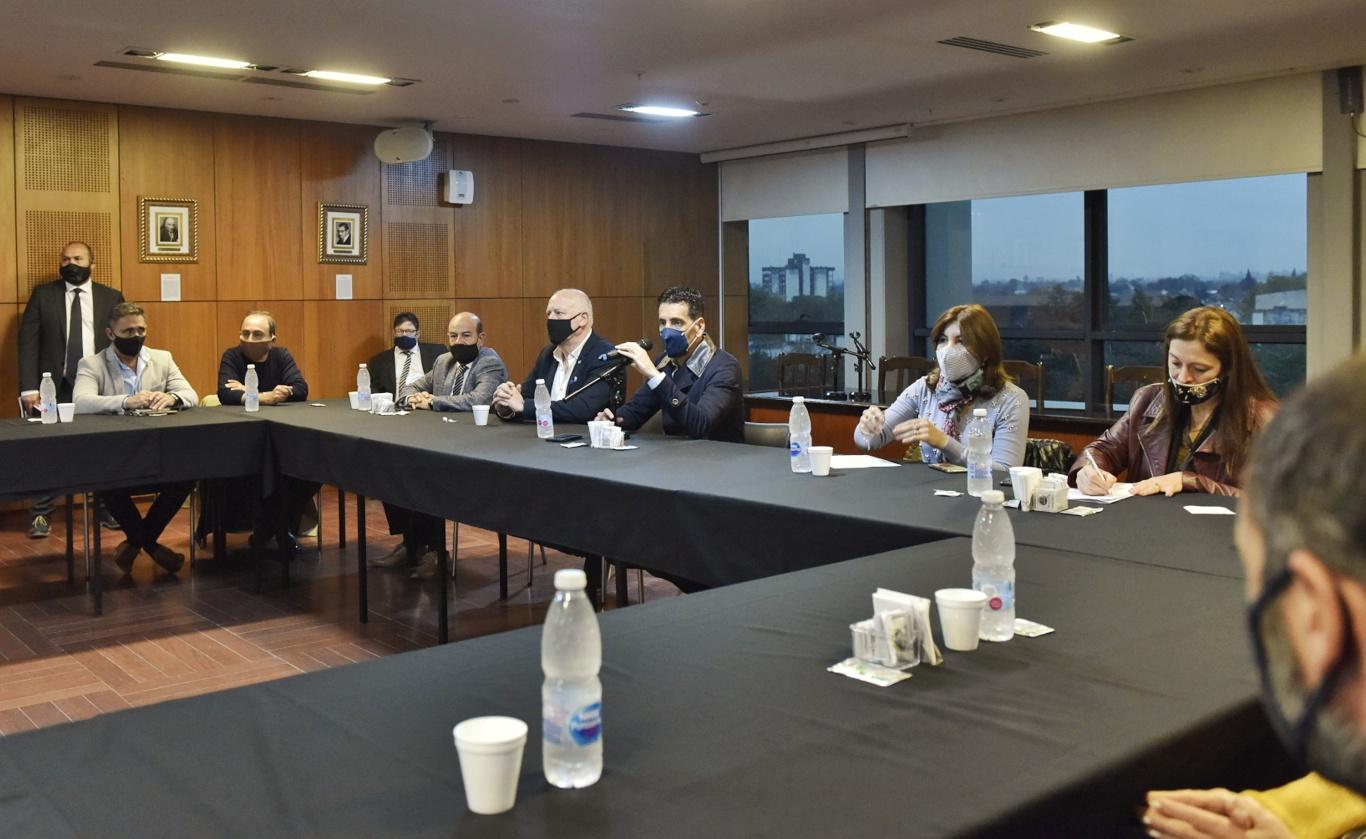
xmin=243 ymin=364 xmax=260 ymax=413
xmin=356 ymin=363 xmax=371 ymax=411
xmin=972 ymin=489 xmax=1016 ymax=642
xmin=789 ymin=395 xmax=811 ymax=473
xmin=965 ymin=407 xmax=992 ymax=496
xmin=534 ymin=378 xmax=554 ymax=439
xmin=542 ymin=568 xmax=602 ymax=788
xmin=39 ymin=372 xmax=58 ymax=424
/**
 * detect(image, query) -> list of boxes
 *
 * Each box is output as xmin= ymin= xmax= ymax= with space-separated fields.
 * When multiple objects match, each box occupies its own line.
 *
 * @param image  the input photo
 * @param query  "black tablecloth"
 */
xmin=0 ymin=409 xmax=268 ymax=499
xmin=0 ymin=539 xmax=1288 ymax=838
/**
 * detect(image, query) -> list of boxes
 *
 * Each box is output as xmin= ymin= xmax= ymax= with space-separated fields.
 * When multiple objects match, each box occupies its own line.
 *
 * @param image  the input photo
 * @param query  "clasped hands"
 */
xmin=491 ymin=381 xmax=523 ymax=417
xmin=123 ymin=390 xmax=178 ymax=411
xmin=857 ymin=406 xmax=948 ymax=450
xmin=1141 ymin=788 xmax=1293 ymax=839
xmin=224 ymin=380 xmax=292 ymax=406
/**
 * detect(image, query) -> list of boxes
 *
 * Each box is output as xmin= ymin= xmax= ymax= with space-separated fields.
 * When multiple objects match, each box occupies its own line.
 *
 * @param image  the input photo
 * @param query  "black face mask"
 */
xmin=449 ymin=343 xmax=479 ymax=365
xmin=394 ymin=335 xmax=418 ymax=351
xmin=546 ymin=315 xmax=580 ymax=346
xmin=113 ymin=335 xmax=145 ymax=357
xmin=60 ymin=264 xmax=91 ymax=285
xmin=1170 ymin=376 xmax=1222 ymax=406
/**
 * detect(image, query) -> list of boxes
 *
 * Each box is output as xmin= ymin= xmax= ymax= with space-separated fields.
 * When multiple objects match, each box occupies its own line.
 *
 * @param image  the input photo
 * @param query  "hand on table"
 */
xmin=408 ymin=392 xmax=434 ymax=410
xmin=1132 ymin=471 xmax=1184 ymax=497
xmin=492 ymin=382 xmax=523 ymax=417
xmin=223 ymin=379 xmax=246 ymax=392
xmin=594 ymin=408 xmax=619 ymax=424
xmin=1142 ymin=788 xmax=1293 ymax=839
xmin=1077 ymin=461 xmax=1117 ymax=496
xmin=21 ymin=392 xmax=41 ymax=416
xmin=126 ymin=391 xmax=175 ymax=411
xmin=892 ymin=417 xmax=948 ymax=450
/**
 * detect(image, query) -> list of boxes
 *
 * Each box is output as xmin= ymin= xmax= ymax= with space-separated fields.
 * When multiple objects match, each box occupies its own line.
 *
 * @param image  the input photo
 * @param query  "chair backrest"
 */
xmin=1104 ymin=364 xmax=1165 ymax=417
xmin=877 ymin=356 xmax=936 ymax=403
xmin=743 ymin=421 xmax=790 ymax=448
xmin=1002 ymin=358 xmax=1045 ymax=413
xmin=200 ymin=394 xmax=221 ymax=408
xmin=777 ymin=352 xmax=826 ymax=398
xmin=1023 ymin=437 xmax=1074 ymax=473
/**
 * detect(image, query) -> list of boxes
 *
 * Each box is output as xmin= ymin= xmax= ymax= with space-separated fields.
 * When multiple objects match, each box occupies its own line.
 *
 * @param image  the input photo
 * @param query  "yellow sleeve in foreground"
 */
xmin=1244 ymin=773 xmax=1366 ymax=838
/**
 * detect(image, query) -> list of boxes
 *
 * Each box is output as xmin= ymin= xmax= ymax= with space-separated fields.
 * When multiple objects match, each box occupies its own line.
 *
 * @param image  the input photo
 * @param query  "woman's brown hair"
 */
xmin=1152 ymin=306 xmax=1276 ymax=475
xmin=925 ymin=304 xmax=1010 ymax=393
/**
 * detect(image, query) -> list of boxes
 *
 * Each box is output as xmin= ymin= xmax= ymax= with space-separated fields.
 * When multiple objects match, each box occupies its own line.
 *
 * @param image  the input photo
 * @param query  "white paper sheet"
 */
xmin=829 ymin=455 xmax=899 ymax=469
xmin=1184 ymin=505 xmax=1236 ymax=516
xmin=1068 ymin=483 xmax=1134 ymax=504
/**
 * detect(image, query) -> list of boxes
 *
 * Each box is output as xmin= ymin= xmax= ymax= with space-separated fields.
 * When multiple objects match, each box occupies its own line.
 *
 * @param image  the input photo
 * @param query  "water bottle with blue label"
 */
xmin=356 ymin=363 xmax=372 ymax=411
xmin=542 ymin=568 xmax=602 ymax=788
xmin=38 ymin=372 xmax=58 ymax=425
xmin=788 ymin=395 xmax=811 ymax=473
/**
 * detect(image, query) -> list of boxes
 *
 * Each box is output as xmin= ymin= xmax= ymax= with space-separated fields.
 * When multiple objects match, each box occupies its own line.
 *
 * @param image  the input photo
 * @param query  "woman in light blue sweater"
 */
xmin=854 ymin=304 xmax=1030 ymax=470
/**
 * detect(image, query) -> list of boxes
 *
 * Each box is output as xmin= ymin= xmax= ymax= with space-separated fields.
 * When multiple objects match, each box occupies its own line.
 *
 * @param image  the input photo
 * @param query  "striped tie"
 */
xmin=398 ymin=351 xmax=413 ymax=390
xmin=451 ymin=364 xmax=469 ymax=396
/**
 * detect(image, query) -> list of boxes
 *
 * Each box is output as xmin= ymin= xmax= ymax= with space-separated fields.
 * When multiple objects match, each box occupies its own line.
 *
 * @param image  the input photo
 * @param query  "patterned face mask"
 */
xmin=1169 ymin=376 xmax=1222 ymax=406
xmin=936 ymin=343 xmax=980 ymax=386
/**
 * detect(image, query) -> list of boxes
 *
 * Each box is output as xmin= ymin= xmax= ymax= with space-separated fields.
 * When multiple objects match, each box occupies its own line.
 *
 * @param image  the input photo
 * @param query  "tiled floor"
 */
xmin=0 ymin=488 xmax=679 ymax=735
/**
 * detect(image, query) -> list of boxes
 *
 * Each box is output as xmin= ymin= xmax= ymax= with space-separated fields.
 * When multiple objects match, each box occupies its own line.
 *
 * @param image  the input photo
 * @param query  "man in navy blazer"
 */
xmin=598 ymin=286 xmax=744 ymax=443
xmin=492 ymin=288 xmax=621 ymax=423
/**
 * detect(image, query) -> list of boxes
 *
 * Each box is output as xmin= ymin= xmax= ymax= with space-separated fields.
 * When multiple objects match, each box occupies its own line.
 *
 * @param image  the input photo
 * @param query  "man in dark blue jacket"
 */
xmin=597 ymin=286 xmax=743 ymax=443
xmin=492 ymin=288 xmax=620 ymax=423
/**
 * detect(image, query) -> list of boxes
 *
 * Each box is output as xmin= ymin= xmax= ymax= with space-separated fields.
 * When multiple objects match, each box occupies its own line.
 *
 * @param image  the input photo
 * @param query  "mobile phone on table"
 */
xmin=546 ymin=433 xmax=583 ymax=443
xmin=929 ymin=462 xmax=967 ymax=474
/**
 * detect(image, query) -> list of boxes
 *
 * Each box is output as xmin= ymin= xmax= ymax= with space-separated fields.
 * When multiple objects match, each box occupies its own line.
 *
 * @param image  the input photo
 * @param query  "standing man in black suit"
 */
xmin=491 ymin=288 xmax=621 ymax=423
xmin=17 ymin=241 xmax=124 ymax=538
xmin=365 ymin=311 xmax=444 ymax=398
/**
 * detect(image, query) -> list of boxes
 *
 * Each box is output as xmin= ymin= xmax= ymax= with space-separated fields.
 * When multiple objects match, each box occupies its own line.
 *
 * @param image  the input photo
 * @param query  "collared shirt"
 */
xmin=647 ymin=341 xmax=714 ymax=390
xmin=65 ymin=281 xmax=96 ymax=360
xmin=110 ymin=346 xmax=150 ymax=413
xmin=392 ymin=345 xmax=425 ymax=388
xmin=550 ymin=340 xmax=583 ymax=401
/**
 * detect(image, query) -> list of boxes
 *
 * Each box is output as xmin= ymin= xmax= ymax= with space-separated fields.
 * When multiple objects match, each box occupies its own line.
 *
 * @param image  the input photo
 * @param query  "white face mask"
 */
xmin=936 ymin=343 xmax=980 ymax=384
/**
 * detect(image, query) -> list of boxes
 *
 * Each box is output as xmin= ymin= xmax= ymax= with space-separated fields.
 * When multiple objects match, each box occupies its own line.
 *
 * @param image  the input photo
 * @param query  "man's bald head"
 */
xmin=548 ymin=289 xmax=592 ymax=324
xmin=447 ymin=312 xmax=484 ymax=346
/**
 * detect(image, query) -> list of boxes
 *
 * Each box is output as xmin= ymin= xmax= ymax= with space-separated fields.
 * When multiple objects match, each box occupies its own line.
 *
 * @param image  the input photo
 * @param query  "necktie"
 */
xmin=451 ymin=364 xmax=469 ymax=396
xmin=398 ymin=351 xmax=413 ymax=390
xmin=65 ymin=288 xmax=83 ymax=383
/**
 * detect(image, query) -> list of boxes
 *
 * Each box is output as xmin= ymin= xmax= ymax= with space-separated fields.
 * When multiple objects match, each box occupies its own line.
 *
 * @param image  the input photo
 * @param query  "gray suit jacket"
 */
xmin=73 ymin=346 xmax=199 ymax=414
xmin=399 ymin=347 xmax=507 ymax=412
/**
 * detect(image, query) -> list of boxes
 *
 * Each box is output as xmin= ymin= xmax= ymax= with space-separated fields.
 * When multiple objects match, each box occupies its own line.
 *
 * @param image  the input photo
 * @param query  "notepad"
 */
xmin=1184 ymin=505 xmax=1236 ymax=516
xmin=1068 ymin=483 xmax=1133 ymax=504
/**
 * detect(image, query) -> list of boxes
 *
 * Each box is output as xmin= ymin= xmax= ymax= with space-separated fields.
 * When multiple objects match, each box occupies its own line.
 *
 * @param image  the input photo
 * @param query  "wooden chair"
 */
xmin=1003 ymin=359 xmax=1046 ymax=413
xmin=777 ymin=353 xmax=826 ymax=398
xmin=1105 ymin=365 xmax=1165 ymax=417
xmin=877 ymin=356 xmax=936 ymax=403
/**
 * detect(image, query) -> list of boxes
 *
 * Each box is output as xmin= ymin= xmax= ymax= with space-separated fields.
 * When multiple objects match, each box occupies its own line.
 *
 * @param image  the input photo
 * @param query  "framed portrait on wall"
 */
xmin=138 ymin=197 xmax=198 ymax=262
xmin=318 ymin=203 xmax=368 ymax=264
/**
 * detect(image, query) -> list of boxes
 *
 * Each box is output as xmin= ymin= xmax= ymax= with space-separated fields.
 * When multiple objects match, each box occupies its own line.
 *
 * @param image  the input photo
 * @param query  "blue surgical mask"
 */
xmin=661 ymin=322 xmax=696 ymax=357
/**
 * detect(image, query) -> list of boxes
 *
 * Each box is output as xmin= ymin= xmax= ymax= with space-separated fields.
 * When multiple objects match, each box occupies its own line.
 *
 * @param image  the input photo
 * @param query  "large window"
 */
xmin=747 ymin=213 xmax=845 ymax=392
xmin=912 ymin=174 xmax=1307 ymax=413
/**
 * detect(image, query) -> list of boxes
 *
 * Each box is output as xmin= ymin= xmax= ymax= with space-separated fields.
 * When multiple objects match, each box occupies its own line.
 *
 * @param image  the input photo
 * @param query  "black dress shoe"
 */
xmin=27 ymin=515 xmax=51 ymax=539
xmin=276 ymin=532 xmax=302 ymax=556
xmin=98 ymin=508 xmax=122 ymax=531
xmin=147 ymin=543 xmax=185 ymax=574
xmin=113 ymin=540 xmax=140 ymax=574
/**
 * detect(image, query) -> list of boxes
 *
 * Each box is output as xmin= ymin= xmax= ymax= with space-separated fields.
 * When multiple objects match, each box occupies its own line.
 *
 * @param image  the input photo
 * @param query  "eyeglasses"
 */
xmin=394 ymin=328 xmax=419 ymax=336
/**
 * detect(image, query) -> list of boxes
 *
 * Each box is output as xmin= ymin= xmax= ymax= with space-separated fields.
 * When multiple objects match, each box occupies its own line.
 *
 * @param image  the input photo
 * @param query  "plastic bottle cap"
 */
xmin=247 ymin=363 xmax=255 ymax=369
xmin=535 ymin=378 xmax=546 ymax=385
xmin=42 ymin=372 xmax=51 ymax=377
xmin=792 ymin=396 xmax=805 ymax=403
xmin=973 ymin=408 xmax=987 ymax=417
xmin=359 ymin=363 xmax=367 ymax=368
xmin=554 ymin=569 xmax=588 ymax=591
xmin=980 ymin=489 xmax=1005 ymax=504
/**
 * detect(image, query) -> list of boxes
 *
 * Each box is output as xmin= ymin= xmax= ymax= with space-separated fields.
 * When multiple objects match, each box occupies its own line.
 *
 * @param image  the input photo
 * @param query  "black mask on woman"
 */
xmin=1169 ymin=376 xmax=1222 ymax=406
xmin=449 ymin=343 xmax=479 ymax=365
xmin=60 ymin=264 xmax=91 ymax=285
xmin=113 ymin=335 xmax=145 ymax=357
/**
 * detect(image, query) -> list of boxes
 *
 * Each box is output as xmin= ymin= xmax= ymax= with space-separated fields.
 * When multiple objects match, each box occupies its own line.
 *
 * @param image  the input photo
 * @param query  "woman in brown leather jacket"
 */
xmin=1071 ymin=307 xmax=1278 ymax=497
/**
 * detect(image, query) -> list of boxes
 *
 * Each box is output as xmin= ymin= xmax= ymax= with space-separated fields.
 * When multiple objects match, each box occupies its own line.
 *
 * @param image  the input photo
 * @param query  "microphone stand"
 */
xmin=846 ymin=332 xmax=875 ymax=403
xmin=812 ymin=338 xmax=849 ymax=401
xmin=564 ymin=360 xmax=629 ymax=406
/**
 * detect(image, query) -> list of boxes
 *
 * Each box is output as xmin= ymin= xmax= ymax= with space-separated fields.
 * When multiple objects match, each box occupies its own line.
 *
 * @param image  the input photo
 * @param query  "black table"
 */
xmin=0 ymin=538 xmax=1289 ymax=837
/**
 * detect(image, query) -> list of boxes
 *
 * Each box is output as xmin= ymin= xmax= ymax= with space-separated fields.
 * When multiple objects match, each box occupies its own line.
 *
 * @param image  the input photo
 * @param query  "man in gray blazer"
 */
xmin=374 ymin=311 xmax=508 ymax=580
xmin=74 ymin=302 xmax=199 ymax=575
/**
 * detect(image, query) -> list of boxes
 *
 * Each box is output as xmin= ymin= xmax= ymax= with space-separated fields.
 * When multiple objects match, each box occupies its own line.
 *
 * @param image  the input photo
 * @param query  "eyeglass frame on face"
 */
xmin=393 ymin=324 xmax=419 ymax=338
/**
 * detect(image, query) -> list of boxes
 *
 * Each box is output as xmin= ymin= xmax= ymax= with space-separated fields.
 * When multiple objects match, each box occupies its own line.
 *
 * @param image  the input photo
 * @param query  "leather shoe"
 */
xmin=98 ymin=507 xmax=122 ymax=531
xmin=369 ymin=543 xmax=413 ymax=567
xmin=27 ymin=515 xmax=51 ymax=539
xmin=276 ymin=532 xmax=302 ymax=556
xmin=146 ymin=543 xmax=185 ymax=574
xmin=410 ymin=551 xmax=442 ymax=580
xmin=113 ymin=540 xmax=140 ymax=574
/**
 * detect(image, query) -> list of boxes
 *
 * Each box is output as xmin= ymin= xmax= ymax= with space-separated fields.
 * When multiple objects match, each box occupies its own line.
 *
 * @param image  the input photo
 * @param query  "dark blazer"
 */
xmin=516 ymin=331 xmax=621 ymax=424
xmin=18 ymin=278 xmax=124 ymax=392
xmin=1068 ymin=383 xmax=1277 ymax=497
xmin=613 ymin=346 xmax=745 ymax=443
xmin=366 ymin=342 xmax=445 ymax=396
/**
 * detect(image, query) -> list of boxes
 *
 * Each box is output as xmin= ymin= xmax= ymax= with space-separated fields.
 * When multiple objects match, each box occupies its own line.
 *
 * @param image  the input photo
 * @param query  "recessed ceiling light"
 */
xmin=303 ymin=70 xmax=392 ymax=85
xmin=618 ymin=104 xmax=704 ymax=118
xmin=155 ymin=52 xmax=252 ymax=69
xmin=1029 ymin=21 xmax=1130 ymax=44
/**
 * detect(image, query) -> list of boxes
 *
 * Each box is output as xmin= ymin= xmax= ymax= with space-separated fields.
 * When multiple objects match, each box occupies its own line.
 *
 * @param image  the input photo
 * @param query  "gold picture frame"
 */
xmin=138 ymin=197 xmax=198 ymax=262
xmin=318 ymin=202 xmax=368 ymax=264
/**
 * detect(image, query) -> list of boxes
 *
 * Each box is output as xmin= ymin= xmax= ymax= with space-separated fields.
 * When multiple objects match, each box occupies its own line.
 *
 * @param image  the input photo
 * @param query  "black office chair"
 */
xmin=743 ymin=421 xmax=789 ymax=448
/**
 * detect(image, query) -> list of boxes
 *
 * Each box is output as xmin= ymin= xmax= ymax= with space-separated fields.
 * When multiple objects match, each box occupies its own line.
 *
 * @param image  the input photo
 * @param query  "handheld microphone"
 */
xmin=598 ymin=337 xmax=654 ymax=363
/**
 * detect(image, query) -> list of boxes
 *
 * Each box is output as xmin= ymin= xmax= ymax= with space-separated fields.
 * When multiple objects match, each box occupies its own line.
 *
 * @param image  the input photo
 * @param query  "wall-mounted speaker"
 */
xmin=444 ymin=169 xmax=474 ymax=205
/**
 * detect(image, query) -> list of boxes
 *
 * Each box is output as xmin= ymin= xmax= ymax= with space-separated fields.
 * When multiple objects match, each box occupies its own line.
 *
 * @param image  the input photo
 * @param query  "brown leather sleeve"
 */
xmin=1182 ymin=471 xmax=1242 ymax=497
xmin=1067 ymin=412 xmax=1131 ymax=486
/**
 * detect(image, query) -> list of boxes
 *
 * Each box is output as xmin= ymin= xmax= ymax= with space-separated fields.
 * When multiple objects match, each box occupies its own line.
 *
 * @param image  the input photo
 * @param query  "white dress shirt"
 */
xmin=550 ymin=341 xmax=583 ymax=401
xmin=392 ymin=345 xmax=426 ymax=388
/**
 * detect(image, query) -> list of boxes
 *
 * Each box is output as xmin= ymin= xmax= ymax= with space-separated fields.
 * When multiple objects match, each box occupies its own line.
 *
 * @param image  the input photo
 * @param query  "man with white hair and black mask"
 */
xmin=1142 ymin=354 xmax=1366 ymax=839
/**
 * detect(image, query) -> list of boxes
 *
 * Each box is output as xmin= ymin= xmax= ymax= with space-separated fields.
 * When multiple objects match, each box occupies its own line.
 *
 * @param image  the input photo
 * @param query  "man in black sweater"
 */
xmin=209 ymin=311 xmax=318 ymax=556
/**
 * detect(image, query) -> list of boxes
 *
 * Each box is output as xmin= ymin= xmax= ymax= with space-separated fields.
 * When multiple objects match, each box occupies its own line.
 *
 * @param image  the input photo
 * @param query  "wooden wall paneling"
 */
xmin=381 ymin=134 xmax=453 ymax=300
xmin=14 ymin=98 xmax=120 ymax=299
xmin=521 ymin=141 xmax=644 ymax=300
xmin=0 ymin=305 xmax=18 ymax=408
xmin=640 ymin=150 xmax=718 ymax=301
xmin=214 ymin=301 xmax=306 ymax=388
xmin=451 ymin=297 xmax=525 ymax=380
xmin=303 ymin=300 xmax=386 ymax=399
xmin=723 ymin=295 xmax=750 ymax=380
xmin=448 ymin=133 xmax=522 ymax=298
xmin=721 ymin=220 xmax=751 ymax=378
xmin=139 ymin=302 xmax=220 ymax=402
xmin=213 ymin=116 xmax=302 ymax=300
xmin=0 ymin=97 xmax=16 ymax=304
xmin=384 ymin=298 xmax=454 ymax=355
xmin=301 ymin=122 xmax=383 ymax=301
xmin=118 ymin=107 xmax=217 ymax=304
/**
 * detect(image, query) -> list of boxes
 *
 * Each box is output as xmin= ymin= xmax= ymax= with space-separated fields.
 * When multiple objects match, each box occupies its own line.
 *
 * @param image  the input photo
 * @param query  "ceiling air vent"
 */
xmin=571 ymin=112 xmax=663 ymax=124
xmin=938 ymin=36 xmax=1047 ymax=59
